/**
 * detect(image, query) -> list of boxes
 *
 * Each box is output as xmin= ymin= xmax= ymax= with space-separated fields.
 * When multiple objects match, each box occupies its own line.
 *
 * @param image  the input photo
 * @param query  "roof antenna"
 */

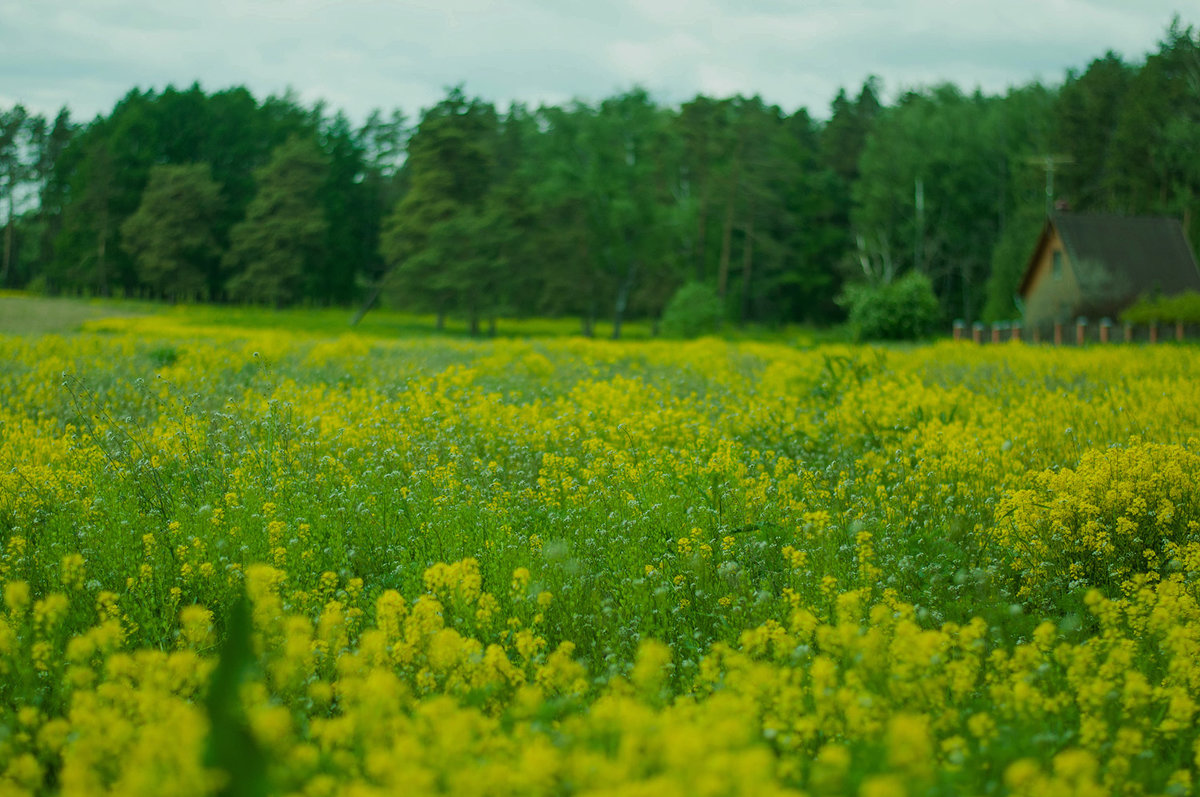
xmin=1023 ymin=154 xmax=1074 ymax=215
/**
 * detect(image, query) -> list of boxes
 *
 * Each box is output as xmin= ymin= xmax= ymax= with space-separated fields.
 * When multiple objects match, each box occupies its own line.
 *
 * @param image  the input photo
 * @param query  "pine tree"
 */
xmin=121 ymin=163 xmax=224 ymax=300
xmin=225 ymin=136 xmax=329 ymax=305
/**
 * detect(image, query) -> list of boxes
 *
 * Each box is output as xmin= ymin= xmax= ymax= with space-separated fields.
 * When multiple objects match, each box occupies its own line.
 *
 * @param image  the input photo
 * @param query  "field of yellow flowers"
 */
xmin=2 ymin=306 xmax=1199 ymax=796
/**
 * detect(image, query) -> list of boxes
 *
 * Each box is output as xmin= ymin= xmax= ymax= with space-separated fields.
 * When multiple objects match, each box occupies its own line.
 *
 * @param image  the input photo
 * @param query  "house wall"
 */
xmin=1023 ymin=228 xmax=1083 ymax=333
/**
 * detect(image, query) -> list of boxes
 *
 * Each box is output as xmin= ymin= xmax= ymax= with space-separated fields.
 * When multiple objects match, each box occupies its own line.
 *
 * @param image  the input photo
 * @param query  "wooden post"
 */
xmin=972 ymin=322 xmax=984 ymax=344
xmin=953 ymin=320 xmax=965 ymax=341
xmin=1054 ymin=322 xmax=1063 ymax=346
xmin=1150 ymin=322 xmax=1158 ymax=344
xmin=1124 ymin=321 xmax=1133 ymax=343
xmin=1177 ymin=321 xmax=1185 ymax=342
xmin=1076 ymin=317 xmax=1087 ymax=346
xmin=991 ymin=324 xmax=1001 ymax=344
xmin=1100 ymin=318 xmax=1112 ymax=344
xmin=1011 ymin=321 xmax=1021 ymax=342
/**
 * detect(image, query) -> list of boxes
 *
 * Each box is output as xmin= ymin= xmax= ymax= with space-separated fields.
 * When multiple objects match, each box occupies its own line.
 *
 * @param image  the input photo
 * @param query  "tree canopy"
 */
xmin=2 ymin=17 xmax=1197 ymax=332
xmin=121 ymin=162 xmax=223 ymax=300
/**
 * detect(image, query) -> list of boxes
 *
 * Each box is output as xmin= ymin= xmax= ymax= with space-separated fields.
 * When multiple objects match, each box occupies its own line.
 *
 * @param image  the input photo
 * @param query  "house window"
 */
xmin=1052 ymin=250 xmax=1063 ymax=281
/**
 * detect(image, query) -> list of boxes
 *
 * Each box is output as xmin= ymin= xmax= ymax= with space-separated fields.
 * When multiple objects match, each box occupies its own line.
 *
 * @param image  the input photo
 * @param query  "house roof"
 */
xmin=1018 ymin=212 xmax=1200 ymax=302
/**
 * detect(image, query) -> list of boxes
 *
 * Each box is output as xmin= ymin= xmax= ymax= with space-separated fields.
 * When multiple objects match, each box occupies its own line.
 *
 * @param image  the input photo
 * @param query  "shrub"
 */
xmin=661 ymin=282 xmax=723 ymax=339
xmin=838 ymin=271 xmax=941 ymax=341
xmin=24 ymin=276 xmax=49 ymax=296
xmin=1122 ymin=290 xmax=1200 ymax=324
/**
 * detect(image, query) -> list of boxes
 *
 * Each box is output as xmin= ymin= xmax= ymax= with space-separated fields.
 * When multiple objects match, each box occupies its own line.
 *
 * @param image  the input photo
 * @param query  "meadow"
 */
xmin=1 ymin=298 xmax=1199 ymax=796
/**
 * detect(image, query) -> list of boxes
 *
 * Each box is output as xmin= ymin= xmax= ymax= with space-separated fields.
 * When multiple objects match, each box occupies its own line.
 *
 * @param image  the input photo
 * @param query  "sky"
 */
xmin=0 ymin=0 xmax=1194 ymax=125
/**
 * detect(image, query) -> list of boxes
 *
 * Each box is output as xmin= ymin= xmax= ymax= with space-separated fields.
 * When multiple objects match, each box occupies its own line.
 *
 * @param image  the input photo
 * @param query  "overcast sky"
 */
xmin=1 ymin=1 xmax=1193 ymax=125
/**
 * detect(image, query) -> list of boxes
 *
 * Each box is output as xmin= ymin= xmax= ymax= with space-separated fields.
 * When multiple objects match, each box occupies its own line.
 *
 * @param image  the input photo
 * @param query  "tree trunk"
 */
xmin=715 ymin=141 xmax=742 ymax=301
xmin=0 ymin=181 xmax=17 ymax=287
xmin=716 ymin=192 xmax=736 ymax=301
xmin=96 ymin=208 xmax=109 ymax=297
xmin=739 ymin=212 xmax=755 ymax=325
xmin=350 ymin=280 xmax=384 ymax=326
xmin=612 ymin=260 xmax=638 ymax=341
xmin=1 ymin=220 xmax=11 ymax=288
xmin=39 ymin=208 xmax=57 ymax=272
xmin=578 ymin=239 xmax=596 ymax=337
xmin=960 ymin=260 xmax=971 ymax=325
xmin=467 ymin=297 xmax=481 ymax=337
xmin=584 ymin=290 xmax=598 ymax=337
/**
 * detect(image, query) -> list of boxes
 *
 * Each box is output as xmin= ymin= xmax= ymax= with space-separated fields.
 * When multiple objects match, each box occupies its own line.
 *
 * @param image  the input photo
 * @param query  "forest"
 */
xmin=0 ymin=18 xmax=1197 ymax=335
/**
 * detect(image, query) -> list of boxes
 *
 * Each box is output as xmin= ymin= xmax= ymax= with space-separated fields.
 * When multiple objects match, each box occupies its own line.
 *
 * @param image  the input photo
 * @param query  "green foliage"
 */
xmin=1054 ymin=52 xmax=1132 ymax=210
xmin=852 ymin=83 xmax=1054 ymax=324
xmin=1 ymin=104 xmax=31 ymax=290
xmin=121 ymin=163 xmax=223 ymax=300
xmin=838 ymin=271 xmax=942 ymax=341
xmin=380 ymin=87 xmax=503 ymax=333
xmin=983 ymin=205 xmax=1045 ymax=322
xmin=225 ymin=136 xmax=330 ymax=306
xmin=1106 ymin=19 xmax=1200 ymax=238
xmin=1121 ymin=290 xmax=1200 ymax=323
xmin=6 ymin=18 xmax=1200 ymax=326
xmin=531 ymin=89 xmax=684 ymax=338
xmin=661 ymin=281 xmax=723 ymax=338
xmin=204 ymin=596 xmax=268 ymax=797
xmin=820 ymin=78 xmax=881 ymax=184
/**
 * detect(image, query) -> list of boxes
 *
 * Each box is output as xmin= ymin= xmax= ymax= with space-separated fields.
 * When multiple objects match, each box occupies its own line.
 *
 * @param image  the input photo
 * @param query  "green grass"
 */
xmin=0 ymin=291 xmax=827 ymax=343
xmin=0 ymin=294 xmax=147 ymax=336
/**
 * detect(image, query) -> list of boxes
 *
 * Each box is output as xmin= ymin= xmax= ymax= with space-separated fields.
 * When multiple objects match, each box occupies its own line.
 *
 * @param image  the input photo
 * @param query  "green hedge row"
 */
xmin=1121 ymin=291 xmax=1200 ymax=324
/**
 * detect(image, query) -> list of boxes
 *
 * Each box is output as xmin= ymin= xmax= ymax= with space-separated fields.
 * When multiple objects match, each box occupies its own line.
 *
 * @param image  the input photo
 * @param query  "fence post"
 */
xmin=991 ymin=323 xmax=1001 ymax=344
xmin=1150 ymin=322 xmax=1158 ymax=344
xmin=972 ymin=322 xmax=984 ymax=344
xmin=1124 ymin=321 xmax=1133 ymax=343
xmin=1011 ymin=320 xmax=1021 ymax=342
xmin=1076 ymin=317 xmax=1087 ymax=346
xmin=953 ymin=319 xmax=965 ymax=341
xmin=1100 ymin=317 xmax=1112 ymax=344
xmin=1054 ymin=321 xmax=1063 ymax=346
xmin=1177 ymin=320 xmax=1185 ymax=342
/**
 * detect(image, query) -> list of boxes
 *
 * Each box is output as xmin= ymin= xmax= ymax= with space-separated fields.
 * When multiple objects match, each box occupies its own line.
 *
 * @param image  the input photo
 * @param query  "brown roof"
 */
xmin=1018 ymin=212 xmax=1200 ymax=303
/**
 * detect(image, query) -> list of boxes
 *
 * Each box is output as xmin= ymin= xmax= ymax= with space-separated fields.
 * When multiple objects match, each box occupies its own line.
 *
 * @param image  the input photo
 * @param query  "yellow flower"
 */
xmin=4 ymin=581 xmax=30 ymax=614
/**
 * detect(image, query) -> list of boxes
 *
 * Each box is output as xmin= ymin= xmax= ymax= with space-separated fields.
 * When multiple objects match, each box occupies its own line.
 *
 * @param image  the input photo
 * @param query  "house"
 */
xmin=1017 ymin=211 xmax=1200 ymax=334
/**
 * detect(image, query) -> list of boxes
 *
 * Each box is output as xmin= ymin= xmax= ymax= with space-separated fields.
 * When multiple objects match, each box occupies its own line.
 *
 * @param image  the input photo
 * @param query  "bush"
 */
xmin=1122 ymin=290 xmax=1200 ymax=324
xmin=837 ymin=271 xmax=941 ymax=341
xmin=661 ymin=282 xmax=723 ymax=338
xmin=24 ymin=276 xmax=49 ymax=296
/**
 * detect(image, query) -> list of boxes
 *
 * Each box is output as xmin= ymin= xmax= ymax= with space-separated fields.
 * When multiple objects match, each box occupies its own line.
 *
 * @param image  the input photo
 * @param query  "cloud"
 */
xmin=0 ymin=0 xmax=1190 ymax=124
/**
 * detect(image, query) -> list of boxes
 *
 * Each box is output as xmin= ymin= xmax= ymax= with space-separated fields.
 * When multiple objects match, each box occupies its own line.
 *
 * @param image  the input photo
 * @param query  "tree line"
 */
xmin=1 ymin=18 xmax=1197 ymax=334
